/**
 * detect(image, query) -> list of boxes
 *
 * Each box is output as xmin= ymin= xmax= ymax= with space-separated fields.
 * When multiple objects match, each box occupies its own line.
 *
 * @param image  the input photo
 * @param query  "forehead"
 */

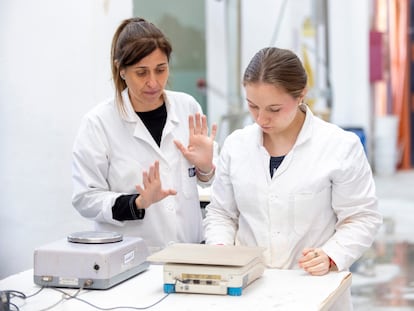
xmin=245 ymin=83 xmax=293 ymax=105
xmin=131 ymin=48 xmax=169 ymax=69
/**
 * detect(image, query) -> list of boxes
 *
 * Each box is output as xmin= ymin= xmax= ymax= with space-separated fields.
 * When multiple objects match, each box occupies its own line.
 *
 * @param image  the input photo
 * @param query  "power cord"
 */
xmin=0 ymin=290 xmax=26 ymax=311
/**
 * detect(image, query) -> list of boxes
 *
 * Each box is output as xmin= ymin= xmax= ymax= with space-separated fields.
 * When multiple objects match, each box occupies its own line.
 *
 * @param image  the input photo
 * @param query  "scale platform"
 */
xmin=33 ymin=231 xmax=150 ymax=289
xmin=147 ymin=243 xmax=265 ymax=296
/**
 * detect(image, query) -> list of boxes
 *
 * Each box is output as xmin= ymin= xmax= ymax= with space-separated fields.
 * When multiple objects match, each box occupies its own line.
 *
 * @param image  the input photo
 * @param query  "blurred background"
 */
xmin=0 ymin=0 xmax=413 ymax=309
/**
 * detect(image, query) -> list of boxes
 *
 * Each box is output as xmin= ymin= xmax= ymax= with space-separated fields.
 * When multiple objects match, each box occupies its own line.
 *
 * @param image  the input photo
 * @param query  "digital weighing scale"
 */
xmin=33 ymin=231 xmax=149 ymax=289
xmin=147 ymin=243 xmax=265 ymax=296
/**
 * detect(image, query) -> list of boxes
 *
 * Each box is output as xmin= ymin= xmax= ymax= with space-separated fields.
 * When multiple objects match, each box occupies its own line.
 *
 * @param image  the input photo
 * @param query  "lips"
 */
xmin=144 ymin=90 xmax=160 ymax=96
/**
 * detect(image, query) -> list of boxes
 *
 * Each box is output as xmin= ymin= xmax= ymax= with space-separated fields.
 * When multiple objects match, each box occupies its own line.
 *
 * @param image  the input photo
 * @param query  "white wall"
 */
xmin=0 ymin=0 xmax=132 ymax=279
xmin=328 ymin=1 xmax=372 ymax=155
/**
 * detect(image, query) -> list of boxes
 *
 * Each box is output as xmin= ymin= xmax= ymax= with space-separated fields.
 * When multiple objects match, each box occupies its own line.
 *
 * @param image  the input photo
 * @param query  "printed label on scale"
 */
xmin=59 ymin=277 xmax=79 ymax=286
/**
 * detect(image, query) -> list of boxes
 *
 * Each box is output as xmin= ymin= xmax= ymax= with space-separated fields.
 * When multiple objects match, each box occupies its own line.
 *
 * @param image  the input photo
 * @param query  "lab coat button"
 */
xmin=166 ymin=203 xmax=174 ymax=211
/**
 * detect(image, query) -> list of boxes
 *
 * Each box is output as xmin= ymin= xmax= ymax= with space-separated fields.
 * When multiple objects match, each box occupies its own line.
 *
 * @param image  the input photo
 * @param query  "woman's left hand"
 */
xmin=298 ymin=247 xmax=331 ymax=276
xmin=174 ymin=113 xmax=217 ymax=172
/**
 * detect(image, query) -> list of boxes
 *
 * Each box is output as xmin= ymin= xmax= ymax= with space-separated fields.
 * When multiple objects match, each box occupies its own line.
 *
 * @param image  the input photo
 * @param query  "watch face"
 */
xmin=67 ymin=231 xmax=123 ymax=244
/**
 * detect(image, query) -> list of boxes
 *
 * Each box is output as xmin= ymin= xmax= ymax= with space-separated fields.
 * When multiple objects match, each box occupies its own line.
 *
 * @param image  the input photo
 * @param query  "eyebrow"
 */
xmin=246 ymin=99 xmax=283 ymax=107
xmin=134 ymin=63 xmax=168 ymax=69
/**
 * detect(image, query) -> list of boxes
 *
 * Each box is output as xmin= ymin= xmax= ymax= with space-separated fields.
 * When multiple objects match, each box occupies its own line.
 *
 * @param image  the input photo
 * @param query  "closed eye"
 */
xmin=156 ymin=68 xmax=167 ymax=74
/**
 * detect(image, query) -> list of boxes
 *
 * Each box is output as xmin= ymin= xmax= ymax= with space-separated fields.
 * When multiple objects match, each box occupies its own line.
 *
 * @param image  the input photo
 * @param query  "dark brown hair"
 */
xmin=243 ymin=47 xmax=307 ymax=99
xmin=110 ymin=17 xmax=172 ymax=112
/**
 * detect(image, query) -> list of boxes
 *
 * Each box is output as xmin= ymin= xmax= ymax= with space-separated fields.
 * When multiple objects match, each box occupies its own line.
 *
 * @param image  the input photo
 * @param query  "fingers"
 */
xmin=142 ymin=170 xmax=149 ymax=188
xmin=299 ymin=248 xmax=330 ymax=276
xmin=210 ymin=123 xmax=217 ymax=140
xmin=153 ymin=160 xmax=160 ymax=180
xmin=188 ymin=114 xmax=195 ymax=134
xmin=188 ymin=113 xmax=216 ymax=138
xmin=189 ymin=113 xmax=203 ymax=135
xmin=148 ymin=164 xmax=155 ymax=182
xmin=301 ymin=247 xmax=313 ymax=256
xmin=195 ymin=113 xmax=202 ymax=134
xmin=164 ymin=188 xmax=178 ymax=196
xmin=135 ymin=161 xmax=176 ymax=208
xmin=173 ymin=140 xmax=187 ymax=155
xmin=305 ymin=262 xmax=328 ymax=276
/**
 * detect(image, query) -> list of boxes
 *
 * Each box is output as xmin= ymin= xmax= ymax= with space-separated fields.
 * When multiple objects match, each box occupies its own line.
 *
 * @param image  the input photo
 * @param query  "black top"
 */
xmin=136 ymin=103 xmax=167 ymax=147
xmin=269 ymin=156 xmax=285 ymax=178
xmin=112 ymin=103 xmax=168 ymax=221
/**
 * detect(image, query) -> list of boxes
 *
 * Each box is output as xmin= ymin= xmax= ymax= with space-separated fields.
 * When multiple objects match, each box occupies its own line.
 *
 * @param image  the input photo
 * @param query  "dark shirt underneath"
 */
xmin=270 ymin=156 xmax=285 ymax=178
xmin=136 ymin=103 xmax=167 ymax=147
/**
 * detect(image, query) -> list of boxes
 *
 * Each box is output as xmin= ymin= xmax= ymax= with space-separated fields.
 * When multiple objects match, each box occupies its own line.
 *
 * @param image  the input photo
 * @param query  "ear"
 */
xmin=299 ymin=88 xmax=308 ymax=102
xmin=302 ymin=87 xmax=308 ymax=97
xmin=120 ymin=70 xmax=126 ymax=80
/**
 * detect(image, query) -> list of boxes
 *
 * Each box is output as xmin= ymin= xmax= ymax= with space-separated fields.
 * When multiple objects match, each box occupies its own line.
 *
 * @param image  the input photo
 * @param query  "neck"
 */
xmin=131 ymin=94 xmax=164 ymax=113
xmin=263 ymin=108 xmax=306 ymax=156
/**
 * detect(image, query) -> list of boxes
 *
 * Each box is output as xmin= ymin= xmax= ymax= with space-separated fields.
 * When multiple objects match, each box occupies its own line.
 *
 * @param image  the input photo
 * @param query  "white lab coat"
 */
xmin=72 ymin=89 xmax=212 ymax=252
xmin=203 ymin=105 xmax=382 ymax=310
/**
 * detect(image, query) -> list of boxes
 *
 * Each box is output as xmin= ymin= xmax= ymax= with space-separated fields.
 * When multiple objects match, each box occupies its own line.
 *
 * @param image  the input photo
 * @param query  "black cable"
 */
xmin=24 ymin=287 xmax=44 ymax=298
xmin=9 ymin=302 xmax=19 ymax=311
xmin=3 ymin=282 xmax=170 ymax=311
xmin=1 ymin=290 xmax=28 ymax=311
xmin=7 ymin=290 xmax=26 ymax=300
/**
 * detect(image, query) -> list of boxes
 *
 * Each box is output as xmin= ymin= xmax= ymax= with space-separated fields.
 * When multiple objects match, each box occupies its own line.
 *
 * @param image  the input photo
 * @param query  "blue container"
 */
xmin=343 ymin=127 xmax=366 ymax=153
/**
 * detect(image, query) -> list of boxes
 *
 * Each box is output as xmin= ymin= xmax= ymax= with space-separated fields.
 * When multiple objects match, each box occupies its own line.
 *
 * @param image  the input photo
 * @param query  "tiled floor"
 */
xmin=351 ymin=169 xmax=414 ymax=310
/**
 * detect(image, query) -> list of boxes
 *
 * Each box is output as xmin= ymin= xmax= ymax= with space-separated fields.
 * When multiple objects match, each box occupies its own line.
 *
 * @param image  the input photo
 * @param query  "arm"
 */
xmin=71 ymin=116 xmax=123 ymax=225
xmin=322 ymin=135 xmax=382 ymax=271
xmin=72 ymin=117 xmax=176 ymax=224
xmin=203 ymin=142 xmax=239 ymax=245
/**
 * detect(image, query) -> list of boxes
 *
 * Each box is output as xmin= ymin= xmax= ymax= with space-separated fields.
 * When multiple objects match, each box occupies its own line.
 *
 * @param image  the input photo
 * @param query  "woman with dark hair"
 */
xmin=72 ymin=17 xmax=217 ymax=252
xmin=203 ymin=47 xmax=382 ymax=310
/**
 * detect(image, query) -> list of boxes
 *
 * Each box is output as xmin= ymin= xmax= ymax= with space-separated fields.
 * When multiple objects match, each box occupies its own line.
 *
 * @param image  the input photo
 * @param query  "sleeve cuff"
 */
xmin=129 ymin=194 xmax=145 ymax=220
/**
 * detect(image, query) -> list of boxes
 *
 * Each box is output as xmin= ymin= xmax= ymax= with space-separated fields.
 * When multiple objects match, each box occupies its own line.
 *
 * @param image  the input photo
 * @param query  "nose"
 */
xmin=146 ymin=73 xmax=157 ymax=88
xmin=256 ymin=110 xmax=269 ymax=126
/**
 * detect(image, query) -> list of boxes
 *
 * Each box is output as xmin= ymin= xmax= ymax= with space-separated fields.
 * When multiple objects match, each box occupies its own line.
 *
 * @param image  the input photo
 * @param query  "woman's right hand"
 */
xmin=173 ymin=113 xmax=217 ymax=173
xmin=135 ymin=161 xmax=177 ymax=209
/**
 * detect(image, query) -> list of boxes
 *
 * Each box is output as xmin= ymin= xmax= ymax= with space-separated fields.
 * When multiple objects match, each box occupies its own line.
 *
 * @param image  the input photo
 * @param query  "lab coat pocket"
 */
xmin=289 ymin=186 xmax=331 ymax=236
xmin=180 ymin=158 xmax=198 ymax=199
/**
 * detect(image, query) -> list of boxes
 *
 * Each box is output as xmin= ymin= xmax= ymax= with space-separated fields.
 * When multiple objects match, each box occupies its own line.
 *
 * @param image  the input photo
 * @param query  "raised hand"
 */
xmin=174 ymin=113 xmax=217 ymax=173
xmin=135 ymin=161 xmax=177 ymax=209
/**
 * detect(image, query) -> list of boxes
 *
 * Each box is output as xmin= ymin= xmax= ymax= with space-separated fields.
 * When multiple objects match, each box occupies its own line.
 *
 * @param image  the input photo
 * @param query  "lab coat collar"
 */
xmin=270 ymin=104 xmax=314 ymax=178
xmin=118 ymin=88 xmax=180 ymax=158
xmin=162 ymin=90 xmax=180 ymax=127
xmin=119 ymin=88 xmax=139 ymax=122
xmin=294 ymin=103 xmax=314 ymax=147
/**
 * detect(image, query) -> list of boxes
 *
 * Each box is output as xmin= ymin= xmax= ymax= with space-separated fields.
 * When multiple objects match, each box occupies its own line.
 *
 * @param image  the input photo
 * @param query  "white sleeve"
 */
xmin=71 ymin=115 xmax=124 ymax=226
xmin=203 ymin=140 xmax=239 ymax=245
xmin=323 ymin=133 xmax=382 ymax=270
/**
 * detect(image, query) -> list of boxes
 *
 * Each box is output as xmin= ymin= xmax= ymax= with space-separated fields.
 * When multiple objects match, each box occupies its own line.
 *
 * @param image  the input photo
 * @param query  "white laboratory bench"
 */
xmin=0 ymin=264 xmax=351 ymax=311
